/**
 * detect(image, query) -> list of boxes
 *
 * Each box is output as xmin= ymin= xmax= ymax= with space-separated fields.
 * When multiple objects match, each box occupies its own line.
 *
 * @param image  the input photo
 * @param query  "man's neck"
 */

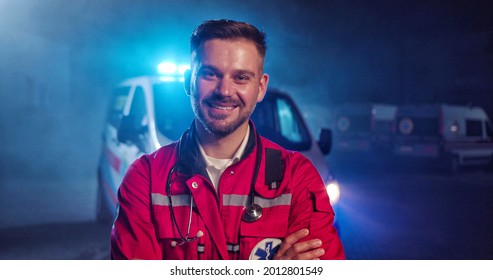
xmin=196 ymin=122 xmax=249 ymax=159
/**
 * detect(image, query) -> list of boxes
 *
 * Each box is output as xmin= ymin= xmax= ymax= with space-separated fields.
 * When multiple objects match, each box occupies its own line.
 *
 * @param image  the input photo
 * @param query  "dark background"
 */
xmin=1 ymin=0 xmax=492 ymax=181
xmin=0 ymin=0 xmax=492 ymax=259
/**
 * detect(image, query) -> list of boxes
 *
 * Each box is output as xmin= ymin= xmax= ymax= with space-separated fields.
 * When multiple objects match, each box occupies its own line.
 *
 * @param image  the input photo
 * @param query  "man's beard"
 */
xmin=191 ymin=96 xmax=254 ymax=137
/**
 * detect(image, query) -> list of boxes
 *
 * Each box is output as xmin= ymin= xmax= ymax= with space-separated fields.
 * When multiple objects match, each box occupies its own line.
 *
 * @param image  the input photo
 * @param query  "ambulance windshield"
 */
xmin=153 ymin=82 xmax=194 ymax=141
xmin=252 ymin=92 xmax=311 ymax=151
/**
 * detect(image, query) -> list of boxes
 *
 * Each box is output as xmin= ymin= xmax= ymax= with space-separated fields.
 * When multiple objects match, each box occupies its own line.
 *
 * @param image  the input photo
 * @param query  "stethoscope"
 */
xmin=166 ymin=131 xmax=264 ymax=245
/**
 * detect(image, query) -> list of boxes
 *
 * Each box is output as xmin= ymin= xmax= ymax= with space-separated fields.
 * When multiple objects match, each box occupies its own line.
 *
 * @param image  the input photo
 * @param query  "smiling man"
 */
xmin=110 ymin=19 xmax=344 ymax=260
xmin=187 ymin=37 xmax=267 ymax=153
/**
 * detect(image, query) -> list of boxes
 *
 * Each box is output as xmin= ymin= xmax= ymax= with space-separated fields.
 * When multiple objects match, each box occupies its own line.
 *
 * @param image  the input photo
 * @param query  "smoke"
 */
xmin=0 ymin=0 xmax=492 ymax=227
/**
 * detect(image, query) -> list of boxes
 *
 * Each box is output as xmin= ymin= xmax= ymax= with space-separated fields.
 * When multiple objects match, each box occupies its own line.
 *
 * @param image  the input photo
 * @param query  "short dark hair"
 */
xmin=190 ymin=19 xmax=267 ymax=61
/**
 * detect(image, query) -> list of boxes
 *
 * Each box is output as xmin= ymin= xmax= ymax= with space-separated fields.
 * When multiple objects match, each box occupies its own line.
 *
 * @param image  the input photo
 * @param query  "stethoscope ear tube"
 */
xmin=168 ymin=130 xmax=264 ymax=246
xmin=167 ymin=161 xmax=199 ymax=245
xmin=242 ymin=133 xmax=263 ymax=223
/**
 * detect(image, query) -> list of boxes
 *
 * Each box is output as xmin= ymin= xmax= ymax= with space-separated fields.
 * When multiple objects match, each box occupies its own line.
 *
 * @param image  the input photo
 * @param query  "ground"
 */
xmin=0 ymin=155 xmax=492 ymax=260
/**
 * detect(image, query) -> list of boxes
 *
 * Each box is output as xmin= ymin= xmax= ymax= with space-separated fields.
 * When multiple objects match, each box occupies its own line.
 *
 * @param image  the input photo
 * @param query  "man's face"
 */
xmin=187 ymin=38 xmax=269 ymax=137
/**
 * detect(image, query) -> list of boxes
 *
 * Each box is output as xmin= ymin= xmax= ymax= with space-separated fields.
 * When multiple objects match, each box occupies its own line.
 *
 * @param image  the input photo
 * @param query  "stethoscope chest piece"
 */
xmin=242 ymin=203 xmax=263 ymax=222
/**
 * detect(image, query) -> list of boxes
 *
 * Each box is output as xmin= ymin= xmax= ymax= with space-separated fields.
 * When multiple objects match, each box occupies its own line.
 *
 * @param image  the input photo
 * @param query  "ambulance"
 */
xmin=393 ymin=103 xmax=493 ymax=173
xmin=331 ymin=103 xmax=397 ymax=154
xmin=96 ymin=66 xmax=341 ymax=222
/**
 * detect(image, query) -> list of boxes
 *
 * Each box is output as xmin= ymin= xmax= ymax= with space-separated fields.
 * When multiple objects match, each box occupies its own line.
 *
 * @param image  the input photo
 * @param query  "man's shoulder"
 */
xmin=260 ymin=136 xmax=288 ymax=151
xmin=259 ymin=136 xmax=306 ymax=160
xmin=259 ymin=136 xmax=317 ymax=173
xmin=137 ymin=141 xmax=179 ymax=164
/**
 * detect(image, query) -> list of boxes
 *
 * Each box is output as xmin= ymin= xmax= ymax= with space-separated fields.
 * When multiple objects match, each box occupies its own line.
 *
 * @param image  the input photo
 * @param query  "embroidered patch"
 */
xmin=249 ymin=238 xmax=281 ymax=260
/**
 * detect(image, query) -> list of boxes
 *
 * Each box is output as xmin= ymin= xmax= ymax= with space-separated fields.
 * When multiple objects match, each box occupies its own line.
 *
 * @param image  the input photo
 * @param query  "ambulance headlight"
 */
xmin=326 ymin=180 xmax=340 ymax=205
xmin=449 ymin=122 xmax=459 ymax=134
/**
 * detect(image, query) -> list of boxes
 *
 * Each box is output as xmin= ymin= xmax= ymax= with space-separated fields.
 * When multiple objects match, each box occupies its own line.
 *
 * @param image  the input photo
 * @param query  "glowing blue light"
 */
xmin=178 ymin=64 xmax=190 ymax=75
xmin=157 ymin=62 xmax=177 ymax=74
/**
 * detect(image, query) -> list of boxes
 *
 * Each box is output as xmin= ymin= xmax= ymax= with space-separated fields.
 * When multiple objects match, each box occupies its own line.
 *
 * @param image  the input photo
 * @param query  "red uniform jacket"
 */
xmin=110 ymin=123 xmax=345 ymax=259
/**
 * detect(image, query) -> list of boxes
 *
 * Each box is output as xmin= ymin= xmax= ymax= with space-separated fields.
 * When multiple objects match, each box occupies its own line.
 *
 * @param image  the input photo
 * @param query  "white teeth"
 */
xmin=212 ymin=104 xmax=234 ymax=110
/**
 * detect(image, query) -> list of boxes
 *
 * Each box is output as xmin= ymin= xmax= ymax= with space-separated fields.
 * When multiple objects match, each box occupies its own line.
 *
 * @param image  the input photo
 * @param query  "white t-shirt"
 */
xmin=197 ymin=126 xmax=250 ymax=190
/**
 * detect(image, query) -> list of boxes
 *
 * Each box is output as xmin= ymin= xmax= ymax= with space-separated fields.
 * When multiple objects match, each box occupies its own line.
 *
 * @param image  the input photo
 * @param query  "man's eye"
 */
xmin=200 ymin=71 xmax=217 ymax=79
xmin=236 ymin=75 xmax=250 ymax=82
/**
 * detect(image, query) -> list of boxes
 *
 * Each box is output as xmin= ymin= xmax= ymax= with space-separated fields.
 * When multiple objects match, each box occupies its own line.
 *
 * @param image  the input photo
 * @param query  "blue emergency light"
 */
xmin=157 ymin=62 xmax=189 ymax=82
xmin=157 ymin=62 xmax=189 ymax=75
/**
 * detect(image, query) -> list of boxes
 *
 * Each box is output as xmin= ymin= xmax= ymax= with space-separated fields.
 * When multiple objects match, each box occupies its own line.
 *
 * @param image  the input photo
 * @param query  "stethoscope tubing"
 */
xmin=166 ymin=162 xmax=198 ymax=245
xmin=166 ymin=131 xmax=264 ymax=245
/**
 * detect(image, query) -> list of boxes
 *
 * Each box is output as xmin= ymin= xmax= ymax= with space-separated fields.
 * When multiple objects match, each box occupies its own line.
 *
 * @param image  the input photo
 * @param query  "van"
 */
xmin=331 ymin=103 xmax=397 ymax=154
xmin=96 ymin=74 xmax=341 ymax=222
xmin=393 ymin=103 xmax=493 ymax=172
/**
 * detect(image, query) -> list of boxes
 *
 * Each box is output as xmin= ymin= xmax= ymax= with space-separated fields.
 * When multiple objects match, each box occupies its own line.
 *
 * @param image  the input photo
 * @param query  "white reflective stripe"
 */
xmin=256 ymin=194 xmax=292 ymax=208
xmin=151 ymin=193 xmax=194 ymax=207
xmin=222 ymin=194 xmax=248 ymax=207
xmin=227 ymin=244 xmax=240 ymax=252
xmin=222 ymin=194 xmax=292 ymax=208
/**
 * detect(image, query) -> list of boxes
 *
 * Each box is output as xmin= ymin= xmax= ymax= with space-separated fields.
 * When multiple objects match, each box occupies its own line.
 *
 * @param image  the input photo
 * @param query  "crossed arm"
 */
xmin=273 ymin=156 xmax=345 ymax=260
xmin=274 ymin=229 xmax=326 ymax=260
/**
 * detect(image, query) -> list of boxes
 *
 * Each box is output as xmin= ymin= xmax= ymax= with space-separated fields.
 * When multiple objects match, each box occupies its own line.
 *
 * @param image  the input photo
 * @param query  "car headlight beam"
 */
xmin=326 ymin=181 xmax=341 ymax=205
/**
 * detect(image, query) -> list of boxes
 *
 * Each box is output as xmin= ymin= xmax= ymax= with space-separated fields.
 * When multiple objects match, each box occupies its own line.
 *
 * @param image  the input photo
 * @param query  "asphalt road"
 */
xmin=332 ymin=154 xmax=493 ymax=260
xmin=0 ymin=221 xmax=112 ymax=260
xmin=1 ymin=155 xmax=492 ymax=260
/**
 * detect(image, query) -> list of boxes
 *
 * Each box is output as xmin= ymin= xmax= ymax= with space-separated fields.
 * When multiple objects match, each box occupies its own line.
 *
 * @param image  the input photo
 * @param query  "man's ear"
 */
xmin=257 ymin=73 xmax=269 ymax=102
xmin=184 ymin=69 xmax=191 ymax=96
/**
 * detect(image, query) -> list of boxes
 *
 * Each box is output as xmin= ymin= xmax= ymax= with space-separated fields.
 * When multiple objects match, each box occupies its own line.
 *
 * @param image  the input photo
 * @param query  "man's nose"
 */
xmin=215 ymin=78 xmax=234 ymax=96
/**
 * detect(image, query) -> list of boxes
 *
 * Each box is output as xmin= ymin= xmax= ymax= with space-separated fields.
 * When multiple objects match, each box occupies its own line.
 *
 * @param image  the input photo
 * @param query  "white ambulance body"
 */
xmin=393 ymin=103 xmax=493 ymax=171
xmin=331 ymin=103 xmax=397 ymax=153
xmin=97 ymin=73 xmax=341 ymax=221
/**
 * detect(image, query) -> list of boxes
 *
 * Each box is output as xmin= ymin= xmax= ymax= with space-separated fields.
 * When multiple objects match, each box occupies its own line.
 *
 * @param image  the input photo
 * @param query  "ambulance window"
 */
xmin=413 ymin=118 xmax=438 ymax=136
xmin=277 ymin=99 xmax=303 ymax=142
xmin=251 ymin=96 xmax=277 ymax=135
xmin=251 ymin=93 xmax=311 ymax=151
xmin=153 ymin=82 xmax=193 ymax=141
xmin=128 ymin=87 xmax=147 ymax=128
xmin=466 ymin=120 xmax=482 ymax=136
xmin=108 ymin=86 xmax=130 ymax=128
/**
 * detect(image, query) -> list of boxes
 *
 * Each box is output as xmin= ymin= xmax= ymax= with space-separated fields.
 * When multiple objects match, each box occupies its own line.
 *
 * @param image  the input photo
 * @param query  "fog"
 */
xmin=0 ymin=0 xmax=492 ymax=228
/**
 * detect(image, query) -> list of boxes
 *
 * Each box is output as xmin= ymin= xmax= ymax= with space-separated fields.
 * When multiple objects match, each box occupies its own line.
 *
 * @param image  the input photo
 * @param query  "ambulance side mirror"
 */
xmin=318 ymin=128 xmax=332 ymax=155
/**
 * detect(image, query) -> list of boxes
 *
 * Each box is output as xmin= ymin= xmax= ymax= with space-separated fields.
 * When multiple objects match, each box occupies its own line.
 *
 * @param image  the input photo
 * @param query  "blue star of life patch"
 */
xmin=249 ymin=238 xmax=282 ymax=260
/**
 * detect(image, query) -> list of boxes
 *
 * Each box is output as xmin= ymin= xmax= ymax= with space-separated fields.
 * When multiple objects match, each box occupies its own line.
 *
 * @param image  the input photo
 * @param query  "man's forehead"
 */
xmin=191 ymin=39 xmax=264 ymax=71
xmin=193 ymin=39 xmax=259 ymax=57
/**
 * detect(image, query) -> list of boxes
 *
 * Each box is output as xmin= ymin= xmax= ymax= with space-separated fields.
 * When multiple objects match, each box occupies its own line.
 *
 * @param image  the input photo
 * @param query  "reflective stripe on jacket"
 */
xmin=110 ymin=123 xmax=345 ymax=260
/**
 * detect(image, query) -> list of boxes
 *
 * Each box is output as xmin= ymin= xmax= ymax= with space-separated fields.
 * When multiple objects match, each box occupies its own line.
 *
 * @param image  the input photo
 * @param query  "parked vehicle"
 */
xmin=393 ymin=103 xmax=493 ymax=173
xmin=97 ymin=71 xmax=341 ymax=222
xmin=331 ymin=103 xmax=397 ymax=154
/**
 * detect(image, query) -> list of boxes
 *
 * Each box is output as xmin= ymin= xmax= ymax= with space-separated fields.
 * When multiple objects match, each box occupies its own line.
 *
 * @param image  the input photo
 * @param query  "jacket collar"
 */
xmin=178 ymin=120 xmax=258 ymax=176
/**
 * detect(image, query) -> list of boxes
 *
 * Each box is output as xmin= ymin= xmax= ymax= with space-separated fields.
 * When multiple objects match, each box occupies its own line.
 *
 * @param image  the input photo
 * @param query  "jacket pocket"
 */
xmin=240 ymin=203 xmax=289 ymax=237
xmin=152 ymin=204 xmax=201 ymax=259
xmin=239 ymin=197 xmax=290 ymax=259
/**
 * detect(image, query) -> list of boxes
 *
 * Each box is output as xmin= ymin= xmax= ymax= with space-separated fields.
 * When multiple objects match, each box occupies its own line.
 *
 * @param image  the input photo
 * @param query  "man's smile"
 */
xmin=205 ymin=99 xmax=240 ymax=114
